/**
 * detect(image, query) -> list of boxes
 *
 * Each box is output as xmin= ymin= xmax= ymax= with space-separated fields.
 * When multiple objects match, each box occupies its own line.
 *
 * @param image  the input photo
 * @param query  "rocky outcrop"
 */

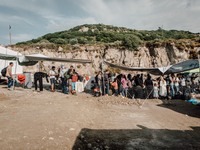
xmin=11 ymin=42 xmax=194 ymax=75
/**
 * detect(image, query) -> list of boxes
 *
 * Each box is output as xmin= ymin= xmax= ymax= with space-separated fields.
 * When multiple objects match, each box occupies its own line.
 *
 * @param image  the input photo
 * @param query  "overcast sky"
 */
xmin=0 ymin=0 xmax=199 ymax=45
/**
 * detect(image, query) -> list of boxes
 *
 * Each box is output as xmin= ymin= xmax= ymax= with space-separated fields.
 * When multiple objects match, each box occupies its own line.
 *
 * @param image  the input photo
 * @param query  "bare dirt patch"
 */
xmin=0 ymin=86 xmax=200 ymax=150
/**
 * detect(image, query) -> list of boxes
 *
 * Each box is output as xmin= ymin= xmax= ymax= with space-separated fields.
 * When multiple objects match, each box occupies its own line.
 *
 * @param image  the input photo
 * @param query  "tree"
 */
xmin=78 ymin=37 xmax=87 ymax=44
xmin=122 ymin=35 xmax=141 ymax=50
xmin=49 ymin=38 xmax=66 ymax=44
xmin=69 ymin=38 xmax=78 ymax=45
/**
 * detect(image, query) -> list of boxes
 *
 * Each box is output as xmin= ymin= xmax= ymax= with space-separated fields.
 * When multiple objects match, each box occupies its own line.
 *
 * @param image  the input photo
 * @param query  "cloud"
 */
xmin=0 ymin=0 xmax=200 ymax=45
xmin=75 ymin=0 xmax=200 ymax=32
xmin=44 ymin=15 xmax=97 ymax=32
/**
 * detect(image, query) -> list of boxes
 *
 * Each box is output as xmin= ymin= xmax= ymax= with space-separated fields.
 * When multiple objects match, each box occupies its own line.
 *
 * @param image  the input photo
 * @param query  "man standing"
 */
xmin=6 ymin=62 xmax=14 ymax=89
xmin=59 ymin=65 xmax=68 ymax=93
xmin=49 ymin=66 xmax=57 ymax=92
xmin=67 ymin=65 xmax=74 ymax=92
xmin=34 ymin=72 xmax=49 ymax=92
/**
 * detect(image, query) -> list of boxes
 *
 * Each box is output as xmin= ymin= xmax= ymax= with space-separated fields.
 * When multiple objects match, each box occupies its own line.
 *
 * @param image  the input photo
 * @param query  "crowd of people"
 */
xmin=2 ymin=62 xmax=200 ymax=100
xmin=92 ymin=71 xmax=200 ymax=100
xmin=34 ymin=65 xmax=81 ymax=95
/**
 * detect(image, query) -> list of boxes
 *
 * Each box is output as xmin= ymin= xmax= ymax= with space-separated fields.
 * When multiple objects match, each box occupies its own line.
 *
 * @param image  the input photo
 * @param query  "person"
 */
xmin=116 ymin=74 xmax=123 ymax=95
xmin=159 ymin=76 xmax=167 ymax=99
xmin=121 ymin=74 xmax=128 ymax=98
xmin=6 ymin=62 xmax=14 ymax=89
xmin=134 ymin=74 xmax=144 ymax=99
xmin=67 ymin=65 xmax=74 ymax=92
xmin=95 ymin=71 xmax=101 ymax=87
xmin=127 ymin=74 xmax=133 ymax=98
xmin=67 ymin=65 xmax=74 ymax=77
xmin=103 ymin=70 xmax=110 ymax=96
xmin=49 ymin=66 xmax=57 ymax=92
xmin=191 ymin=73 xmax=197 ymax=93
xmin=71 ymin=71 xmax=78 ymax=94
xmin=59 ymin=65 xmax=68 ymax=93
xmin=169 ymin=74 xmax=175 ymax=98
xmin=135 ymin=74 xmax=143 ymax=87
xmin=127 ymin=74 xmax=133 ymax=88
xmin=140 ymin=73 xmax=144 ymax=84
xmin=180 ymin=74 xmax=186 ymax=90
xmin=34 ymin=72 xmax=49 ymax=92
xmin=174 ymin=74 xmax=180 ymax=95
xmin=165 ymin=75 xmax=171 ymax=99
xmin=144 ymin=74 xmax=153 ymax=99
xmin=153 ymin=83 xmax=159 ymax=99
xmin=110 ymin=78 xmax=118 ymax=96
xmin=38 ymin=61 xmax=46 ymax=73
xmin=110 ymin=73 xmax=115 ymax=82
xmin=91 ymin=80 xmax=100 ymax=97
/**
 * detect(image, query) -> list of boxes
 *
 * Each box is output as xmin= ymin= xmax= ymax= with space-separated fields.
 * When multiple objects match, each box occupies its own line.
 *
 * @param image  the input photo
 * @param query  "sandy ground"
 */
xmin=0 ymin=85 xmax=200 ymax=150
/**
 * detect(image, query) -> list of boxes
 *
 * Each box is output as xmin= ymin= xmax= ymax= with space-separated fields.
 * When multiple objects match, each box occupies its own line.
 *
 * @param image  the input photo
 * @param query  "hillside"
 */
xmin=12 ymin=24 xmax=200 ymax=74
xmin=16 ymin=24 xmax=200 ymax=51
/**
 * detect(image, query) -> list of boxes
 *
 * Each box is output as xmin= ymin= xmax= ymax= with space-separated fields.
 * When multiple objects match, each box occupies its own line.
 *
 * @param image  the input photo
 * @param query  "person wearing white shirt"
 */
xmin=159 ymin=76 xmax=167 ymax=98
xmin=169 ymin=74 xmax=175 ymax=98
xmin=174 ymin=75 xmax=180 ymax=95
xmin=180 ymin=75 xmax=186 ymax=96
xmin=59 ymin=65 xmax=68 ymax=93
xmin=49 ymin=66 xmax=57 ymax=92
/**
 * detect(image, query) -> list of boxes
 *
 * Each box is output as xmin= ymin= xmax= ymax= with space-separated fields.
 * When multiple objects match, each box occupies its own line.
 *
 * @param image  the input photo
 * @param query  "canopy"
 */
xmin=105 ymin=59 xmax=200 ymax=75
xmin=182 ymin=68 xmax=200 ymax=74
xmin=165 ymin=59 xmax=199 ymax=74
xmin=0 ymin=46 xmax=23 ymax=75
xmin=0 ymin=51 xmax=92 ymax=66
xmin=104 ymin=61 xmax=171 ymax=75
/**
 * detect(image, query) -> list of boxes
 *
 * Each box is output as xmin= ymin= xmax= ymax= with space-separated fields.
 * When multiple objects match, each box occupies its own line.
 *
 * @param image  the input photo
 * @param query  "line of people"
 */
xmin=91 ymin=71 xmax=200 ymax=100
xmin=3 ymin=62 xmax=199 ymax=100
xmin=34 ymin=65 xmax=80 ymax=94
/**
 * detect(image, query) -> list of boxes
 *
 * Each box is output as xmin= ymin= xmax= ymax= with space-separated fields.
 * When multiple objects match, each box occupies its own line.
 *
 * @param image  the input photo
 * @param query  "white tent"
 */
xmin=0 ymin=46 xmax=23 ymax=75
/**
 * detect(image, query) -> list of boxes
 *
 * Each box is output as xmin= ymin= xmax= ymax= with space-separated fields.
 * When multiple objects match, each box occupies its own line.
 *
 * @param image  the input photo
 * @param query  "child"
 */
xmin=71 ymin=71 xmax=78 ymax=95
xmin=153 ymin=83 xmax=159 ymax=99
xmin=91 ymin=80 xmax=101 ymax=97
xmin=111 ymin=78 xmax=118 ymax=96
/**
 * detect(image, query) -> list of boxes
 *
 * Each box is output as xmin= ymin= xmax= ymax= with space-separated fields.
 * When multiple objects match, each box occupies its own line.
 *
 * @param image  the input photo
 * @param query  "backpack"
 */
xmin=1 ymin=67 xmax=7 ymax=77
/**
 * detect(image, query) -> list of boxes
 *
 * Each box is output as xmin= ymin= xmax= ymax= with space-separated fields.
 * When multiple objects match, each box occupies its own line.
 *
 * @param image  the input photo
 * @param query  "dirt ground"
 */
xmin=0 ymin=85 xmax=200 ymax=150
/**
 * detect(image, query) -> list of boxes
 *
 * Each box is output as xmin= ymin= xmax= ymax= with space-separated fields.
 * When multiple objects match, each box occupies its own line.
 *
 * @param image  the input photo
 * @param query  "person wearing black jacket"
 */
xmin=144 ymin=74 xmax=153 ymax=99
xmin=95 ymin=71 xmax=101 ymax=86
xmin=34 ymin=72 xmax=49 ymax=91
xmin=134 ymin=74 xmax=144 ymax=98
xmin=116 ymin=74 xmax=122 ymax=95
xmin=135 ymin=74 xmax=143 ymax=87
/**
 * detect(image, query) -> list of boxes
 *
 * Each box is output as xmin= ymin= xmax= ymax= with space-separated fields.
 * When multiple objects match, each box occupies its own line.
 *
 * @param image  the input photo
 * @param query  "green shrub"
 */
xmin=16 ymin=24 xmax=199 ymax=52
xmin=69 ymin=38 xmax=78 ymax=45
xmin=122 ymin=34 xmax=142 ymax=50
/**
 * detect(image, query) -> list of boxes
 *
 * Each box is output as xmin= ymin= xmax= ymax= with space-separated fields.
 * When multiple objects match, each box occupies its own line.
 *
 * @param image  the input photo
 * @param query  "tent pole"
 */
xmin=4 ymin=47 xmax=7 ymax=68
xmin=12 ymin=52 xmax=18 ymax=90
xmin=198 ymin=53 xmax=200 ymax=90
xmin=9 ymin=28 xmax=12 ymax=45
xmin=198 ymin=53 xmax=200 ymax=74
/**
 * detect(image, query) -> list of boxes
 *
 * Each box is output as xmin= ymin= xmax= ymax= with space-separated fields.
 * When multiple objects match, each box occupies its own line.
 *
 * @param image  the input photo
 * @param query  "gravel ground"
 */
xmin=0 ymin=85 xmax=200 ymax=150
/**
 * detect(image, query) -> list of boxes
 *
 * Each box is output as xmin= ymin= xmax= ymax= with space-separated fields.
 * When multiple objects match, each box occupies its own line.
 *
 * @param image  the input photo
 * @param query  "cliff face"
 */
xmin=11 ymin=43 xmax=199 ymax=75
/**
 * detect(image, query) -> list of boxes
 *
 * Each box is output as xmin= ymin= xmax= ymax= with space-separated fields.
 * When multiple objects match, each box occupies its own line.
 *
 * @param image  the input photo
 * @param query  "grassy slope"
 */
xmin=16 ymin=24 xmax=200 ymax=52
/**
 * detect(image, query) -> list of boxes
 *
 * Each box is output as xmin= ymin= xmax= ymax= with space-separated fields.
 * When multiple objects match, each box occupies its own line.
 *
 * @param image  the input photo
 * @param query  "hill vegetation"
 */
xmin=16 ymin=24 xmax=200 ymax=51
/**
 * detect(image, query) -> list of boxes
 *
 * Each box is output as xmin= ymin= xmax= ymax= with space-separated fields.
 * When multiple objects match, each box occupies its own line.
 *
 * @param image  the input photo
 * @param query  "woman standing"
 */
xmin=144 ymin=74 xmax=153 ymax=99
xmin=159 ymin=76 xmax=167 ymax=98
xmin=121 ymin=74 xmax=128 ymax=98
